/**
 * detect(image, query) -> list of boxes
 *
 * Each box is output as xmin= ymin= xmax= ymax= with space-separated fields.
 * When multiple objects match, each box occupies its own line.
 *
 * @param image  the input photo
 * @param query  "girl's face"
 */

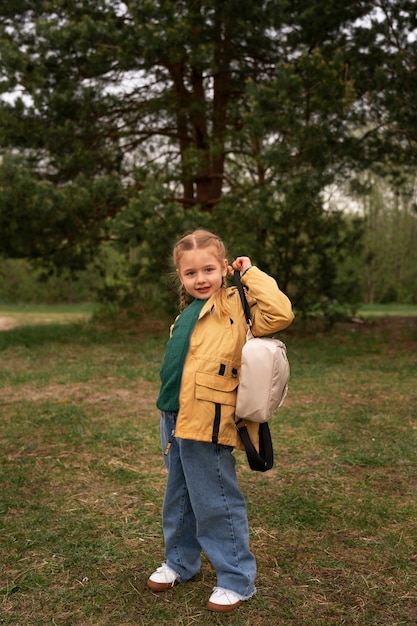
xmin=177 ymin=247 xmax=228 ymax=300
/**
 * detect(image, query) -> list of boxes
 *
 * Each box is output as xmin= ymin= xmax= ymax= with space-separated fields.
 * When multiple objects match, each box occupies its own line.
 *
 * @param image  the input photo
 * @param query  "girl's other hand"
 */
xmin=228 ymin=256 xmax=252 ymax=276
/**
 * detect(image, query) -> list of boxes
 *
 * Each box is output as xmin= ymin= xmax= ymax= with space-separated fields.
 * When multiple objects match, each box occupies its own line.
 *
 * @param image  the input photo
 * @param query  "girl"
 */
xmin=147 ymin=230 xmax=294 ymax=613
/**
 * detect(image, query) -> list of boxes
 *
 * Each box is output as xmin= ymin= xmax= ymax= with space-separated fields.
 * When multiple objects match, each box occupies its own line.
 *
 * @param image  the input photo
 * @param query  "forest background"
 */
xmin=0 ymin=1 xmax=416 ymax=318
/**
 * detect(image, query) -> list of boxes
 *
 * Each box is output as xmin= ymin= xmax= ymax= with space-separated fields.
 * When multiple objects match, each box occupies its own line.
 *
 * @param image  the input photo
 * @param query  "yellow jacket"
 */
xmin=174 ymin=266 xmax=294 ymax=451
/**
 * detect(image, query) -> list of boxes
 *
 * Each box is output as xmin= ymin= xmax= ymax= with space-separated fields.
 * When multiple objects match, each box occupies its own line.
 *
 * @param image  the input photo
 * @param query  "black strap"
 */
xmin=212 ymin=403 xmax=221 ymax=443
xmin=233 ymin=270 xmax=251 ymax=325
xmin=236 ymin=420 xmax=274 ymax=472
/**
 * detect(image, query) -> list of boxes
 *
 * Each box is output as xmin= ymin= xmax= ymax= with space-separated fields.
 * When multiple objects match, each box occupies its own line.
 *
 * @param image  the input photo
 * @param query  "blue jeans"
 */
xmin=160 ymin=411 xmax=256 ymax=600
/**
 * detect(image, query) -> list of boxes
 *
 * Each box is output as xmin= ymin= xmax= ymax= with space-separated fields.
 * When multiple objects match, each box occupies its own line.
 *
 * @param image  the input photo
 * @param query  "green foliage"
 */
xmin=0 ymin=155 xmax=125 ymax=270
xmin=0 ymin=1 xmax=416 ymax=315
xmin=0 ymin=258 xmax=93 ymax=304
xmin=348 ymin=171 xmax=417 ymax=305
xmin=0 ymin=247 xmax=143 ymax=306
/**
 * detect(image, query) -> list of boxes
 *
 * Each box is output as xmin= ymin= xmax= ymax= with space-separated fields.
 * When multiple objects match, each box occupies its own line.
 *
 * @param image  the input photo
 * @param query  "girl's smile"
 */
xmin=177 ymin=248 xmax=228 ymax=300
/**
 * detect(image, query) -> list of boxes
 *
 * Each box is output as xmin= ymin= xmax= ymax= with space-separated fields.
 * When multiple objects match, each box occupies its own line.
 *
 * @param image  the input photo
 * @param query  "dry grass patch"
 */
xmin=1 ymin=379 xmax=156 ymax=409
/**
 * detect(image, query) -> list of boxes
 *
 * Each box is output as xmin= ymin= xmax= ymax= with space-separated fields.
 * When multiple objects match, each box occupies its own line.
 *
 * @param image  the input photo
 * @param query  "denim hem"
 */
xmin=166 ymin=561 xmax=200 ymax=583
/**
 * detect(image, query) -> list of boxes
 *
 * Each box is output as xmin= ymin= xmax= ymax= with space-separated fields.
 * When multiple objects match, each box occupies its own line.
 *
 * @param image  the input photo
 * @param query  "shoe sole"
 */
xmin=206 ymin=599 xmax=242 ymax=613
xmin=147 ymin=578 xmax=179 ymax=592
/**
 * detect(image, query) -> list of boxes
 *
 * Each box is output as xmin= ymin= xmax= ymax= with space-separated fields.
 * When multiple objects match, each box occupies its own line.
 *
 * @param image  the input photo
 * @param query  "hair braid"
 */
xmin=179 ymin=284 xmax=187 ymax=312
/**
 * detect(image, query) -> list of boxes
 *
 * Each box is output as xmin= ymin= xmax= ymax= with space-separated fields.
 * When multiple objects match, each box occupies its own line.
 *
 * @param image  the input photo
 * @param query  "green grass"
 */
xmin=1 ymin=311 xmax=417 ymax=625
xmin=0 ymin=303 xmax=99 ymax=330
xmin=357 ymin=303 xmax=417 ymax=317
xmin=0 ymin=303 xmax=98 ymax=314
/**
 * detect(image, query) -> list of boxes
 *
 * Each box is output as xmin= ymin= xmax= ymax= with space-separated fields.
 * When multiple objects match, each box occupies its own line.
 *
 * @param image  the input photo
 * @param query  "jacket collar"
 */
xmin=197 ymin=287 xmax=239 ymax=320
xmin=198 ymin=297 xmax=215 ymax=319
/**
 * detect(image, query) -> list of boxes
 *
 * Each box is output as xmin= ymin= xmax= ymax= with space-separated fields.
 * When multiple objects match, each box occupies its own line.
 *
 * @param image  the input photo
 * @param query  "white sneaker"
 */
xmin=147 ymin=563 xmax=180 ymax=591
xmin=206 ymin=587 xmax=243 ymax=612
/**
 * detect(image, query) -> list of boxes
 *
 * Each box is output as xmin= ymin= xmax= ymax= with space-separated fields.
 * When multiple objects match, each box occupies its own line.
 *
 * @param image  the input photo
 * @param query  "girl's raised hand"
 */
xmin=228 ymin=256 xmax=252 ymax=276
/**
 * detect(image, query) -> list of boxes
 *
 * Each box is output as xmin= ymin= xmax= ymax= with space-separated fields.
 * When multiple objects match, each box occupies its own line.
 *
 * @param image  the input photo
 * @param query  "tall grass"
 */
xmin=0 ymin=314 xmax=416 ymax=625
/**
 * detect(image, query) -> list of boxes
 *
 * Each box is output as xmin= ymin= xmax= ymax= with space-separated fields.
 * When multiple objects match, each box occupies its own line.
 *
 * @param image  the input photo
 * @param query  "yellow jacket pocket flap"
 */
xmin=195 ymin=372 xmax=238 ymax=405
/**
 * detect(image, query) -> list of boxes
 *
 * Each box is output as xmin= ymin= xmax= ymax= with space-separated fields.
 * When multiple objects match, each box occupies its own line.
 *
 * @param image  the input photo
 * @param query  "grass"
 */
xmin=0 ymin=303 xmax=99 ymax=330
xmin=357 ymin=304 xmax=417 ymax=317
xmin=0 ymin=308 xmax=416 ymax=625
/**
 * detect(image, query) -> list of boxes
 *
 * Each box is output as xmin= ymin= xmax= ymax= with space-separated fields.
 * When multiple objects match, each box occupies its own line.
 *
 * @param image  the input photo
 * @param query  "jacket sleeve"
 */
xmin=241 ymin=266 xmax=294 ymax=336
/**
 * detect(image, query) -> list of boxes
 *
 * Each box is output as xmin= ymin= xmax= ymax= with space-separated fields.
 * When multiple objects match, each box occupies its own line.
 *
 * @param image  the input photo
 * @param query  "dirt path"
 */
xmin=0 ymin=317 xmax=17 ymax=331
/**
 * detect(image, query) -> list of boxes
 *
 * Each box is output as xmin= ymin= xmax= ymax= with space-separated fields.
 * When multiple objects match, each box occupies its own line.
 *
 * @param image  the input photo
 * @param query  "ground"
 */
xmin=0 ymin=317 xmax=17 ymax=330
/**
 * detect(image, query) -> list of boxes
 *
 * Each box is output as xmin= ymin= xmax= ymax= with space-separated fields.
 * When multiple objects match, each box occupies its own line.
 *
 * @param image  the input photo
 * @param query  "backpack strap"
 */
xmin=235 ymin=419 xmax=274 ymax=472
xmin=233 ymin=270 xmax=251 ymax=326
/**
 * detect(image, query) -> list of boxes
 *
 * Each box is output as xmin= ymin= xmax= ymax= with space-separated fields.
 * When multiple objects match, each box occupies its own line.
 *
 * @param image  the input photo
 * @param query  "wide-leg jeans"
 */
xmin=160 ymin=411 xmax=256 ymax=600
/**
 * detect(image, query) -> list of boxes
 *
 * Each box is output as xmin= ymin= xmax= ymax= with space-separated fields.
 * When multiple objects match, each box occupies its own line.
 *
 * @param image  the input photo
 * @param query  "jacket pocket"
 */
xmin=195 ymin=372 xmax=239 ymax=406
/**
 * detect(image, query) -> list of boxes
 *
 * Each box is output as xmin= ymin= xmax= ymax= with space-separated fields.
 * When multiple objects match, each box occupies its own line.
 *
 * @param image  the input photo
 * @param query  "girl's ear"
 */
xmin=222 ymin=259 xmax=228 ymax=276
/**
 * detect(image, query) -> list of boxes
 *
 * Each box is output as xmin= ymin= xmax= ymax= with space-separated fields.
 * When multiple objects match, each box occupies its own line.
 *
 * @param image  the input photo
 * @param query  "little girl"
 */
xmin=147 ymin=230 xmax=294 ymax=613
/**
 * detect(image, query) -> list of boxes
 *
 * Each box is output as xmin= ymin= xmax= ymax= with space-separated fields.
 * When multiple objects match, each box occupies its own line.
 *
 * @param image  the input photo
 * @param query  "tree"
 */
xmin=1 ymin=0 xmax=285 ymax=203
xmin=347 ymin=1 xmax=417 ymax=171
xmin=0 ymin=1 xmax=416 ymax=312
xmin=350 ymin=171 xmax=417 ymax=304
xmin=0 ymin=154 xmax=125 ymax=270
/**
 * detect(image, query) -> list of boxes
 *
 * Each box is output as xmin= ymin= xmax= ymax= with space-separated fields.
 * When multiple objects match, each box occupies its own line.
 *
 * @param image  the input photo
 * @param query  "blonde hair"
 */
xmin=173 ymin=229 xmax=229 ymax=316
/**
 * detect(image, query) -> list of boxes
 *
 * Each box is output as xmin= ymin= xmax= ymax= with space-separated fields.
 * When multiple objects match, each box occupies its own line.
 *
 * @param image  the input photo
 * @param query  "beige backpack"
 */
xmin=234 ymin=271 xmax=290 ymax=424
xmin=233 ymin=271 xmax=290 ymax=472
